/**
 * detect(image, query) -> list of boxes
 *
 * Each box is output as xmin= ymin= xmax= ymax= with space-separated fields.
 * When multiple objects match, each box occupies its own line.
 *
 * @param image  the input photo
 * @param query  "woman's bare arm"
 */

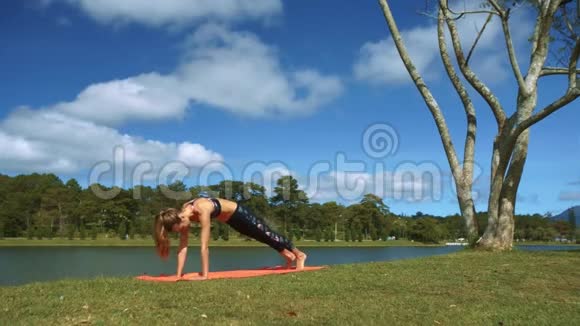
xmin=176 ymin=229 xmax=189 ymax=277
xmin=198 ymin=210 xmax=211 ymax=278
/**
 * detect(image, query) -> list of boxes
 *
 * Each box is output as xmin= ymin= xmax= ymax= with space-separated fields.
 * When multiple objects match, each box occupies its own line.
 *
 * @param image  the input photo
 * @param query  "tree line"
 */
xmin=0 ymin=173 xmax=576 ymax=243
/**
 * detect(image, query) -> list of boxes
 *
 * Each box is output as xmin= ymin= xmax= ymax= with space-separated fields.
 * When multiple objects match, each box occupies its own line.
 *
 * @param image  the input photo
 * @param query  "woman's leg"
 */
xmin=292 ymin=248 xmax=307 ymax=269
xmin=227 ymin=205 xmax=306 ymax=268
xmin=279 ymin=249 xmax=296 ymax=269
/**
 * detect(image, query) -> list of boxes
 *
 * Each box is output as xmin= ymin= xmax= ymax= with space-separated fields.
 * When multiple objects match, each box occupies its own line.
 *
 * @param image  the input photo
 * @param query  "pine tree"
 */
xmin=128 ymin=221 xmax=135 ymax=240
xmin=46 ymin=226 xmax=54 ymax=240
xmin=137 ymin=218 xmax=149 ymax=239
xmin=79 ymin=222 xmax=86 ymax=240
xmin=90 ymin=226 xmax=98 ymax=240
xmin=270 ymin=176 xmax=309 ymax=235
xmin=315 ymin=227 xmax=322 ymax=242
xmin=294 ymin=228 xmax=302 ymax=241
xmin=370 ymin=227 xmax=378 ymax=241
xmin=212 ymin=223 xmax=220 ymax=241
xmin=67 ymin=224 xmax=75 ymax=240
xmin=118 ymin=222 xmax=127 ymax=240
xmin=221 ymin=224 xmax=229 ymax=241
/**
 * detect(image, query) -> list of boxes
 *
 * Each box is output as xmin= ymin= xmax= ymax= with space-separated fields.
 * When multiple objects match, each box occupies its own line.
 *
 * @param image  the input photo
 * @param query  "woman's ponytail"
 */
xmin=153 ymin=208 xmax=180 ymax=259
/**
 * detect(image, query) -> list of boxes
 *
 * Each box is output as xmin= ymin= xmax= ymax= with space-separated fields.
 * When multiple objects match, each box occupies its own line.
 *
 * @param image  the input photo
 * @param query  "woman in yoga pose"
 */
xmin=154 ymin=197 xmax=307 ymax=280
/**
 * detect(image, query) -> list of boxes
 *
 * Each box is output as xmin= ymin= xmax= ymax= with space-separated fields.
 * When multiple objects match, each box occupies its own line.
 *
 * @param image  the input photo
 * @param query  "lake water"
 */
xmin=0 ymin=245 xmax=577 ymax=286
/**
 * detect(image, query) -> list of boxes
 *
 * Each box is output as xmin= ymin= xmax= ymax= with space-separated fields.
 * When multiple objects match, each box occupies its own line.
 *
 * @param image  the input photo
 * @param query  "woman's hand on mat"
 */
xmin=163 ymin=275 xmax=183 ymax=282
xmin=197 ymin=272 xmax=209 ymax=280
xmin=196 ymin=272 xmax=209 ymax=280
xmin=179 ymin=274 xmax=208 ymax=281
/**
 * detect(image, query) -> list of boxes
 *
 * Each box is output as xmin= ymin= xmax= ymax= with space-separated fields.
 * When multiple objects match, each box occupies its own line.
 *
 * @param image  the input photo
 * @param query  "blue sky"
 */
xmin=0 ymin=0 xmax=578 ymax=216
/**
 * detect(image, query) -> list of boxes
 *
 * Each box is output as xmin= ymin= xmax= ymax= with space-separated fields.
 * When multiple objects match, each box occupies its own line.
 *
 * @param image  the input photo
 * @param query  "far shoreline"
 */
xmin=0 ymin=238 xmax=577 ymax=248
xmin=0 ymin=238 xmax=443 ymax=247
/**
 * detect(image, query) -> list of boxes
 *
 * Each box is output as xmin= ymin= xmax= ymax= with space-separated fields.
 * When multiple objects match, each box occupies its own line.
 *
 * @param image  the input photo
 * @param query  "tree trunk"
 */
xmin=379 ymin=0 xmax=576 ymax=251
xmin=456 ymin=182 xmax=478 ymax=241
xmin=479 ymin=133 xmax=509 ymax=249
xmin=479 ymin=93 xmax=535 ymax=250
xmin=58 ymin=202 xmax=64 ymax=234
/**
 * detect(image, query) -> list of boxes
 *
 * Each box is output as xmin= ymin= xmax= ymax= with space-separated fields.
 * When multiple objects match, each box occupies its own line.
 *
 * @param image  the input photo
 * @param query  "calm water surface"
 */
xmin=0 ymin=245 xmax=576 ymax=285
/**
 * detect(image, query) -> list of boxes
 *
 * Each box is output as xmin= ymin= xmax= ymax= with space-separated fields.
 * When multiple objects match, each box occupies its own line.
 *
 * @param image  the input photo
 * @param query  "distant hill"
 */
xmin=552 ymin=206 xmax=580 ymax=228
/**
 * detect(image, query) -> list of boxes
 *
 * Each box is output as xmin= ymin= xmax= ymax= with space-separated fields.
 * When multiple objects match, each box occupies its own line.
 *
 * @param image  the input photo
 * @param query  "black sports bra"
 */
xmin=191 ymin=197 xmax=221 ymax=218
xmin=209 ymin=198 xmax=222 ymax=218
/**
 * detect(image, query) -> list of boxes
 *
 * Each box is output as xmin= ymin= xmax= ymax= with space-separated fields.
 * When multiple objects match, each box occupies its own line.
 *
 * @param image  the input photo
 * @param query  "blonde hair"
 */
xmin=154 ymin=208 xmax=181 ymax=259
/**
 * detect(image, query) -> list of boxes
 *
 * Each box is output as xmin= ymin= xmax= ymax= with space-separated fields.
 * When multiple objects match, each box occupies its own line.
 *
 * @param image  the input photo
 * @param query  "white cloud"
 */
xmin=54 ymin=73 xmax=188 ymax=126
xmin=177 ymin=143 xmax=222 ymax=167
xmin=0 ymin=108 xmax=222 ymax=174
xmin=354 ymin=25 xmax=438 ymax=85
xmin=30 ymin=25 xmax=342 ymax=127
xmin=0 ymin=23 xmax=341 ymax=176
xmin=559 ymin=192 xmax=580 ymax=201
xmin=354 ymin=2 xmax=533 ymax=86
xmin=305 ymin=169 xmax=444 ymax=204
xmin=178 ymin=24 xmax=343 ymax=117
xmin=0 ymin=131 xmax=48 ymax=163
xmin=191 ymin=162 xmax=447 ymax=204
xmin=47 ymin=0 xmax=282 ymax=27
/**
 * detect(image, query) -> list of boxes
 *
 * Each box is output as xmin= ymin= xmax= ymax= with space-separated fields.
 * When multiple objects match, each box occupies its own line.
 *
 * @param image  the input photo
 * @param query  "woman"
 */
xmin=154 ymin=197 xmax=307 ymax=280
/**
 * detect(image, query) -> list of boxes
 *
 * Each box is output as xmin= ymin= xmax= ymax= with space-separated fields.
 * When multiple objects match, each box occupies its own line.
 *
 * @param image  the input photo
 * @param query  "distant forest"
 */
xmin=0 ymin=173 xmax=577 ymax=243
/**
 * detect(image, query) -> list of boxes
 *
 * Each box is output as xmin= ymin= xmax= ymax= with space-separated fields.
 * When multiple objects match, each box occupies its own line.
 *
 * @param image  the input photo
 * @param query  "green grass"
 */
xmin=1 ymin=250 xmax=578 ymax=325
xmin=0 ymin=237 xmax=440 ymax=247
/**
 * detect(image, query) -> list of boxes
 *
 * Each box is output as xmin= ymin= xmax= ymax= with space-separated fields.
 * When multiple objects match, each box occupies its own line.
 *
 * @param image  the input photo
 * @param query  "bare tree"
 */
xmin=378 ymin=0 xmax=579 ymax=250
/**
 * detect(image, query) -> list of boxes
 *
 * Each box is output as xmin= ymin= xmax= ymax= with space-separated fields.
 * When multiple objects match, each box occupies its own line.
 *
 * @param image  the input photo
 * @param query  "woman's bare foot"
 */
xmin=292 ymin=249 xmax=307 ymax=270
xmin=279 ymin=249 xmax=296 ymax=269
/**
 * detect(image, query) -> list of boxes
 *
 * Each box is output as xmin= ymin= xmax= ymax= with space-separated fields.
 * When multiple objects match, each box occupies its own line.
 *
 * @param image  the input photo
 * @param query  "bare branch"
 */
xmin=560 ymin=4 xmax=576 ymax=37
xmin=548 ymin=46 xmax=571 ymax=67
xmin=419 ymin=9 xmax=497 ymax=21
xmin=437 ymin=7 xmax=477 ymax=183
xmin=525 ymin=0 xmax=564 ymax=88
xmin=540 ymin=67 xmax=580 ymax=77
xmin=514 ymin=37 xmax=580 ymax=137
xmin=486 ymin=0 xmax=504 ymax=15
xmin=568 ymin=37 xmax=580 ymax=87
xmin=420 ymin=0 xmax=500 ymax=21
xmin=378 ymin=0 xmax=462 ymax=177
xmin=466 ymin=13 xmax=493 ymax=65
xmin=447 ymin=9 xmax=499 ymax=17
xmin=529 ymin=10 xmax=542 ymax=54
xmin=440 ymin=0 xmax=507 ymax=128
xmin=446 ymin=2 xmax=499 ymax=18
xmin=486 ymin=1 xmax=527 ymax=91
xmin=417 ymin=10 xmax=439 ymax=20
xmin=513 ymin=89 xmax=579 ymax=136
xmin=497 ymin=6 xmax=528 ymax=92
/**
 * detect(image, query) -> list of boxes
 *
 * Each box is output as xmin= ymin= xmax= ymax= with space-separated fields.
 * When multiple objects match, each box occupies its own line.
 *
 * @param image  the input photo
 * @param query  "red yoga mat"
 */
xmin=135 ymin=266 xmax=326 ymax=282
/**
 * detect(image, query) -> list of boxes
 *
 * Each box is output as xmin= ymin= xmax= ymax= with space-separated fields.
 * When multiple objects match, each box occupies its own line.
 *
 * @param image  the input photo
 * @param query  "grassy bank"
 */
xmin=0 ymin=237 xmax=440 ymax=247
xmin=1 ymin=250 xmax=578 ymax=325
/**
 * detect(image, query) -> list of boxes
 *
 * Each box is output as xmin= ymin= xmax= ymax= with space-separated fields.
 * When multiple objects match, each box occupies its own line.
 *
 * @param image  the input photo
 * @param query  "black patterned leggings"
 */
xmin=226 ymin=204 xmax=295 ymax=252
